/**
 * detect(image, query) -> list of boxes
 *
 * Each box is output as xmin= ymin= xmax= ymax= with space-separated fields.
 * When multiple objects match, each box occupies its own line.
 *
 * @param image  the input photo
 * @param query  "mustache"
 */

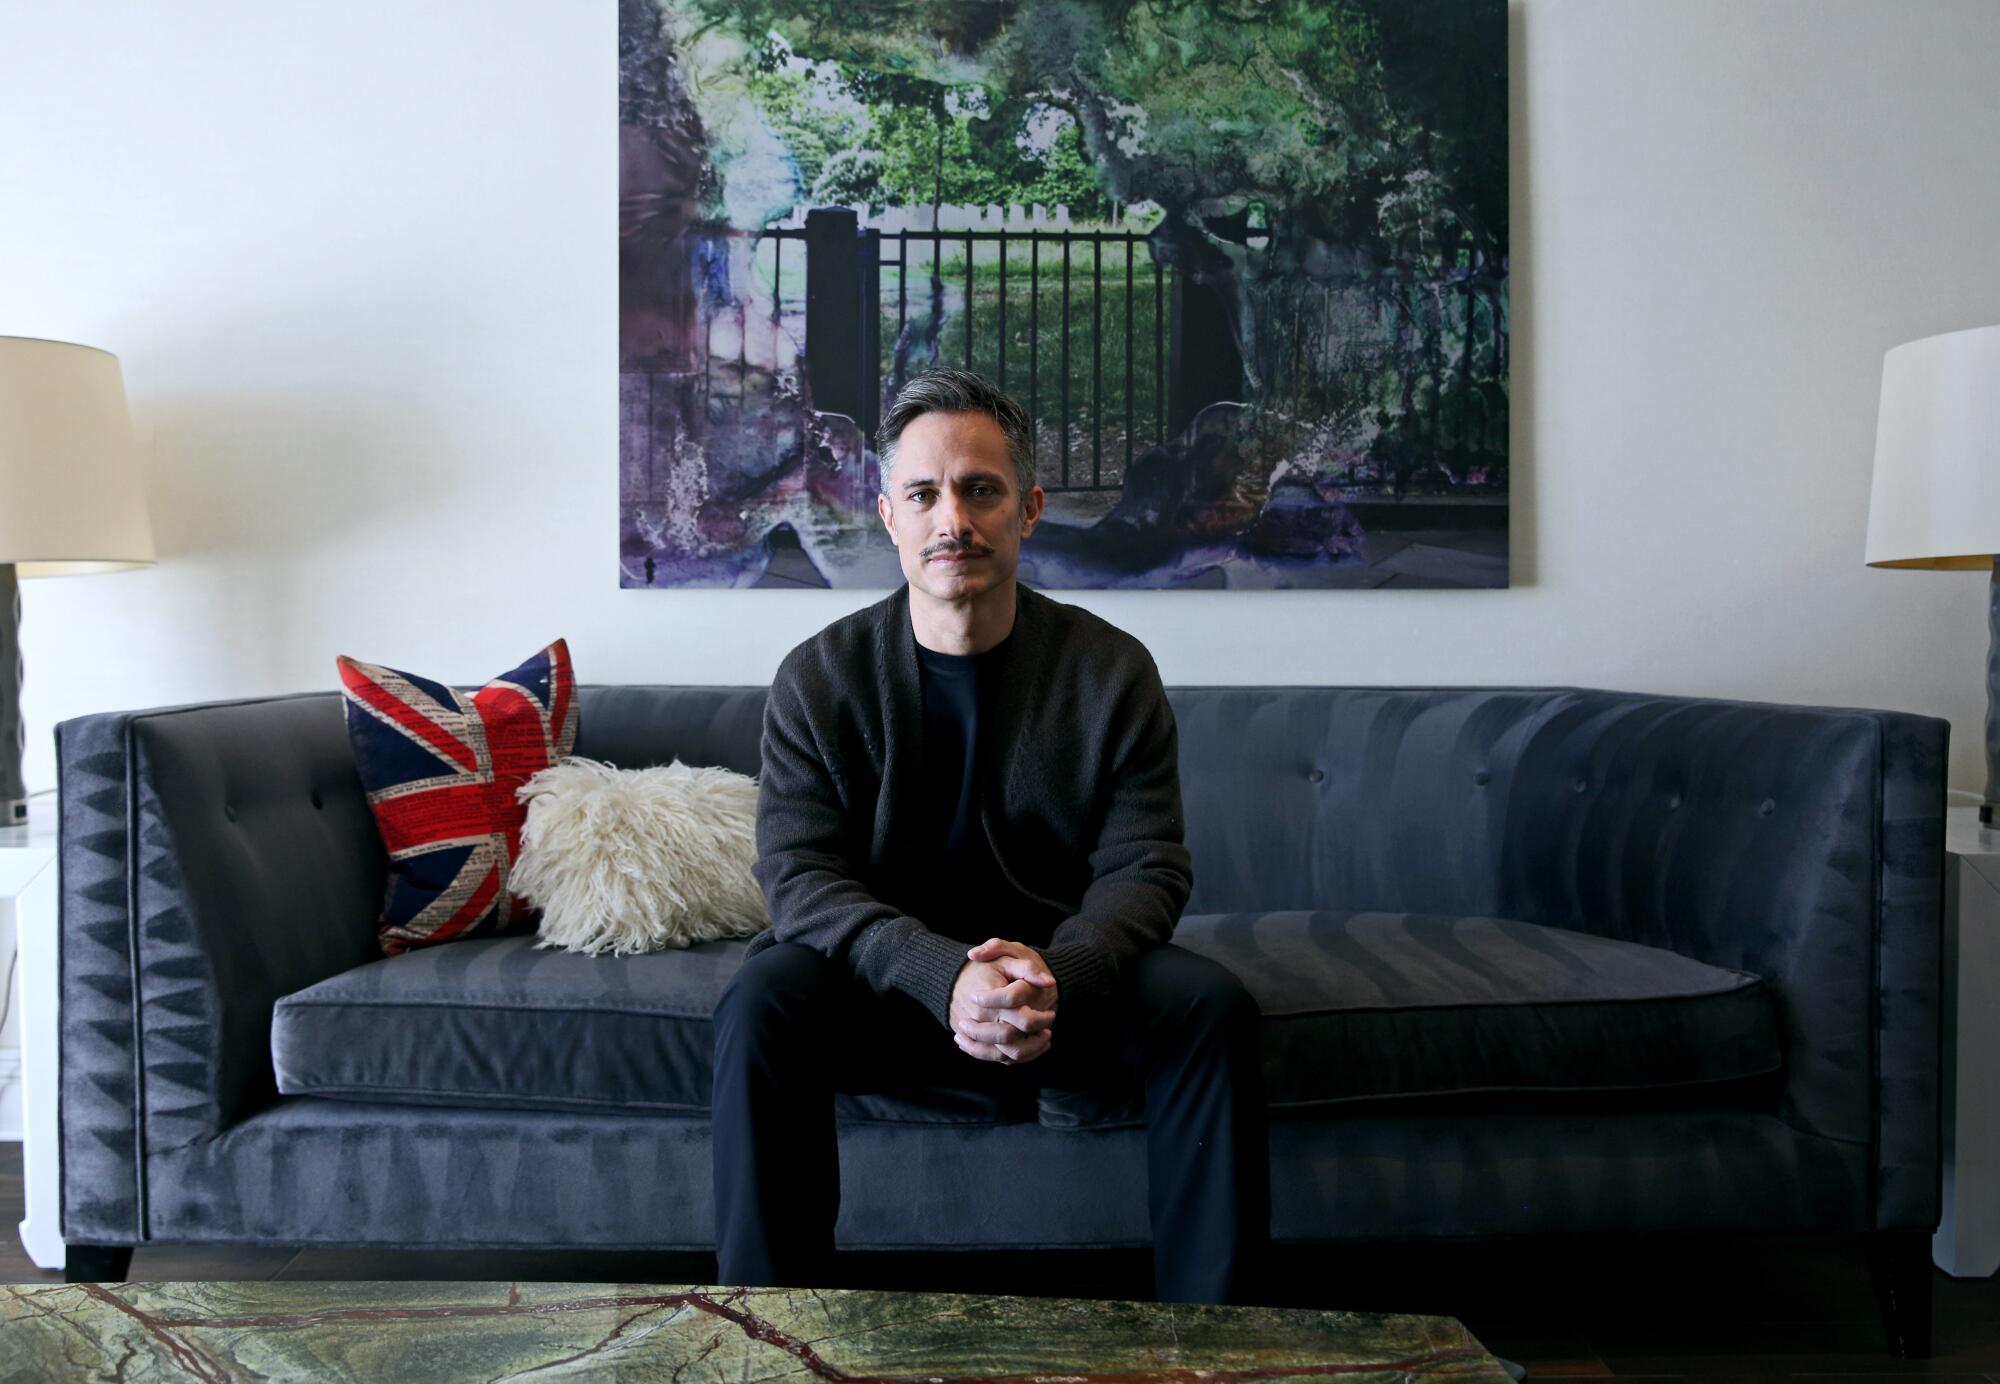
xmin=922 ymin=540 xmax=994 ymax=558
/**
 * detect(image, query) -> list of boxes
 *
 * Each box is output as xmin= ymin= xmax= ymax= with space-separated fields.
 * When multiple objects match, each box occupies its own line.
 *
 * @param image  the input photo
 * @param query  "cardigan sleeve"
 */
xmin=749 ymin=652 xmax=968 ymax=1027
xmin=1038 ymin=650 xmax=1194 ymax=1017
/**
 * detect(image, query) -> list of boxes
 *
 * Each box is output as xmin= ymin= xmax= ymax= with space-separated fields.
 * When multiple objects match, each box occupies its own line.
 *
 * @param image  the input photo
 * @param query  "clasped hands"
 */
xmin=949 ymin=937 xmax=1058 ymax=1065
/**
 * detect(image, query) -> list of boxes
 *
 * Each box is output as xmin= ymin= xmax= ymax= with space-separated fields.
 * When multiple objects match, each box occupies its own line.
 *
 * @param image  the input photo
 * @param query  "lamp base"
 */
xmin=0 ymin=565 xmax=20 ymax=824
xmin=1987 ymin=557 xmax=2000 ymax=831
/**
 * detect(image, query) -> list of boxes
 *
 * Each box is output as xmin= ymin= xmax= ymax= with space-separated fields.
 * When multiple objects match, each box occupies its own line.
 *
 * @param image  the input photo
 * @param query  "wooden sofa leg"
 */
xmin=1865 ymin=1231 xmax=1934 ymax=1358
xmin=63 ymin=1245 xmax=135 ymax=1283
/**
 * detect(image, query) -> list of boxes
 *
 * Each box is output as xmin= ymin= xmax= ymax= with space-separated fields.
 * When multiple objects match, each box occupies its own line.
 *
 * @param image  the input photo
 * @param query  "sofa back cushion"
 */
xmin=1169 ymin=687 xmax=1882 ymax=943
xmin=571 ymin=686 xmax=766 ymax=779
xmin=573 ymin=682 xmax=1886 ymax=961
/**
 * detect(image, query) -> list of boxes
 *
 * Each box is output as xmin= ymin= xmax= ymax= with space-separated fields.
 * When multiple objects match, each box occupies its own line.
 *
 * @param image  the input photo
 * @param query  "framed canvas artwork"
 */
xmin=619 ymin=0 xmax=1508 ymax=588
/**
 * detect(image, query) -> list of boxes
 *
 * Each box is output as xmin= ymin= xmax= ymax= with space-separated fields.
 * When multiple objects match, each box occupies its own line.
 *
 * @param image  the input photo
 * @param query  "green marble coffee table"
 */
xmin=1 ymin=1281 xmax=1511 ymax=1382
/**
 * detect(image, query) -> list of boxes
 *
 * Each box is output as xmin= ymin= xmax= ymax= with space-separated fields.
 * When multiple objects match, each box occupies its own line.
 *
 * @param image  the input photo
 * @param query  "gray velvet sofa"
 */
xmin=54 ymin=685 xmax=1947 ymax=1348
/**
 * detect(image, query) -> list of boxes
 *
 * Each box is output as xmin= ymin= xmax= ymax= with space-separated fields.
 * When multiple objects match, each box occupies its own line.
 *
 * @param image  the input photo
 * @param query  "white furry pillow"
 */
xmin=512 ymin=756 xmax=769 ymax=955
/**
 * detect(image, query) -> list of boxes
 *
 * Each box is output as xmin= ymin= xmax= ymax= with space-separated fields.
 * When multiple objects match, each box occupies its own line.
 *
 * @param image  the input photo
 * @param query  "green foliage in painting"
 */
xmin=738 ymin=27 xmax=1111 ymax=220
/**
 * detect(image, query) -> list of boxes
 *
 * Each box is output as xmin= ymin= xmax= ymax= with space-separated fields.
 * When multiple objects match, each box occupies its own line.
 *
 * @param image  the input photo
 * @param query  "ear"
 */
xmin=1020 ymin=483 xmax=1046 ymax=538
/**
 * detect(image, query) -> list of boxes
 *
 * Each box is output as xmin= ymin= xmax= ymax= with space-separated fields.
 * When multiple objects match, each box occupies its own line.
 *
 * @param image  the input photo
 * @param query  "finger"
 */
xmin=963 ymin=1005 xmax=1053 ymax=1038
xmin=996 ymin=980 xmax=1048 ymax=1012
xmin=956 ymin=1032 xmax=1013 ymax=1064
xmin=956 ymin=1015 xmax=1015 ymax=1044
xmin=994 ymin=955 xmax=1057 ymax=988
xmin=996 ymin=1030 xmax=1054 ymax=1063
xmin=977 ymin=1005 xmax=1055 ymax=1036
xmin=1006 ymin=1006 xmax=1056 ymax=1034
xmin=979 ymin=978 xmax=1050 ymax=1009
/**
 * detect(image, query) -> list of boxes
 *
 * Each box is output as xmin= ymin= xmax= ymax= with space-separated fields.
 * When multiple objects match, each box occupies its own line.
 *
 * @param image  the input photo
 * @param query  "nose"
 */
xmin=934 ymin=491 xmax=972 ymax=541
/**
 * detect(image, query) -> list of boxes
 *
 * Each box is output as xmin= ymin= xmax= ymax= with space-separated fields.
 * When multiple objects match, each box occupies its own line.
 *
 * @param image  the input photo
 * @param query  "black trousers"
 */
xmin=710 ymin=939 xmax=1272 ymax=1304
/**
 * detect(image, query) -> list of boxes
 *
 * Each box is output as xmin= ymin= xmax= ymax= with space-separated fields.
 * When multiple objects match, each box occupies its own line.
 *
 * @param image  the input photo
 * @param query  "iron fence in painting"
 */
xmin=690 ymin=209 xmax=1264 ymax=497
xmin=873 ymin=220 xmax=1164 ymax=495
xmin=678 ymin=209 xmax=1503 ymax=509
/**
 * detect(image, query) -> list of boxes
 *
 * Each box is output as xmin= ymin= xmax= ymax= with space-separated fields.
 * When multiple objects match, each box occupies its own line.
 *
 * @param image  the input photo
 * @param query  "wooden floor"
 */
xmin=4 ymin=1141 xmax=1995 ymax=1378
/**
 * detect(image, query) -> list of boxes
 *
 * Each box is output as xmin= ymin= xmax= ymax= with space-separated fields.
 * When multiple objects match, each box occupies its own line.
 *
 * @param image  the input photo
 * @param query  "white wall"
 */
xmin=0 ymin=0 xmax=1995 ymax=798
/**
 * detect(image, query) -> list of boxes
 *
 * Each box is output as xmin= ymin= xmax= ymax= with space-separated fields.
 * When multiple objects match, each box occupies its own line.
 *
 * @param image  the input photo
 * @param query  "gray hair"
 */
xmin=876 ymin=367 xmax=1036 ymax=500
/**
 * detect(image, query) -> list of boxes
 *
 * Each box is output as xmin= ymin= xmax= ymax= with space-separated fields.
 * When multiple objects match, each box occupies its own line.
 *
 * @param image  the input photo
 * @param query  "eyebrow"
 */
xmin=901 ymin=471 xmax=1008 ymax=493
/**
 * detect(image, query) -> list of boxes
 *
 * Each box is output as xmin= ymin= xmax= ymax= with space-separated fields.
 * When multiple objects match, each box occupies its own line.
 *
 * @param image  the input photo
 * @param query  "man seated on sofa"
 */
xmin=710 ymin=366 xmax=1271 ymax=1306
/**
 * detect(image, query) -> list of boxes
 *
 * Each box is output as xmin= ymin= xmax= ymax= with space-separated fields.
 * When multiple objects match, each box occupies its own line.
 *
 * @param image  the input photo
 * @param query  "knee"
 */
xmin=1138 ymin=949 xmax=1260 ymax=1033
xmin=714 ymin=942 xmax=836 ymax=1040
xmin=1187 ymin=969 xmax=1260 ymax=1033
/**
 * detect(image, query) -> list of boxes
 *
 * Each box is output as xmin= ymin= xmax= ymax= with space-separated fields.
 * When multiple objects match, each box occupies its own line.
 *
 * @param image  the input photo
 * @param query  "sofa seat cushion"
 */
xmin=272 ymin=934 xmax=1037 ymax=1125
xmin=1035 ymin=910 xmax=1782 ymax=1129
xmin=274 ymin=912 xmax=1779 ymax=1131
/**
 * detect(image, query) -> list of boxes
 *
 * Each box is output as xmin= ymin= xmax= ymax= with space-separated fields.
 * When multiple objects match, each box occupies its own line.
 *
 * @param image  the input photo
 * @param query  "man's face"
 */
xmin=877 ymin=409 xmax=1044 ymax=604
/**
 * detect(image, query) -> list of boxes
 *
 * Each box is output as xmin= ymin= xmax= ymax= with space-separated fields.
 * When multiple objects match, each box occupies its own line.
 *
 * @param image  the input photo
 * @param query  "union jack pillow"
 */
xmin=336 ymin=639 xmax=580 ymax=955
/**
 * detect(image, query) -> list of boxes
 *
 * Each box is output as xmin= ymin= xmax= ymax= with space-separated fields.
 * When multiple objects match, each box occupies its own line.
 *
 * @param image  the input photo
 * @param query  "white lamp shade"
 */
xmin=0 ymin=336 xmax=156 ymax=575
xmin=1865 ymin=323 xmax=2000 ymax=570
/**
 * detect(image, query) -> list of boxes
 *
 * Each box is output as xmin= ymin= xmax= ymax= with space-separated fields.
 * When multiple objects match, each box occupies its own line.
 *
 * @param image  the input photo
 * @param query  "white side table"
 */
xmin=1 ymin=807 xmax=62 ymax=1270
xmin=1939 ymin=805 xmax=2000 ymax=1277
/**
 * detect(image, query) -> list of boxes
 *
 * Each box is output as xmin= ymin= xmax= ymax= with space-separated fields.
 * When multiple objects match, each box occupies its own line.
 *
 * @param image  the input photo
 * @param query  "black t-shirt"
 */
xmin=910 ymin=629 xmax=1015 ymax=943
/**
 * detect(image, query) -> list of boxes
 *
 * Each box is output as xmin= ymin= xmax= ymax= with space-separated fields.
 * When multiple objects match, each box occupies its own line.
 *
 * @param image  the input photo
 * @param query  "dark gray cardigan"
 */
xmin=746 ymin=579 xmax=1194 ymax=1029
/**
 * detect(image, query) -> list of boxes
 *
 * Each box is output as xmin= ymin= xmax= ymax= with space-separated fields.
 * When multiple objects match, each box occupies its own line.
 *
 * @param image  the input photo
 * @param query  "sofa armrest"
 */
xmin=1871 ymin=713 xmax=1950 ymax=1232
xmin=58 ymin=694 xmax=385 ymax=1244
xmin=1495 ymin=697 xmax=1949 ymax=1233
